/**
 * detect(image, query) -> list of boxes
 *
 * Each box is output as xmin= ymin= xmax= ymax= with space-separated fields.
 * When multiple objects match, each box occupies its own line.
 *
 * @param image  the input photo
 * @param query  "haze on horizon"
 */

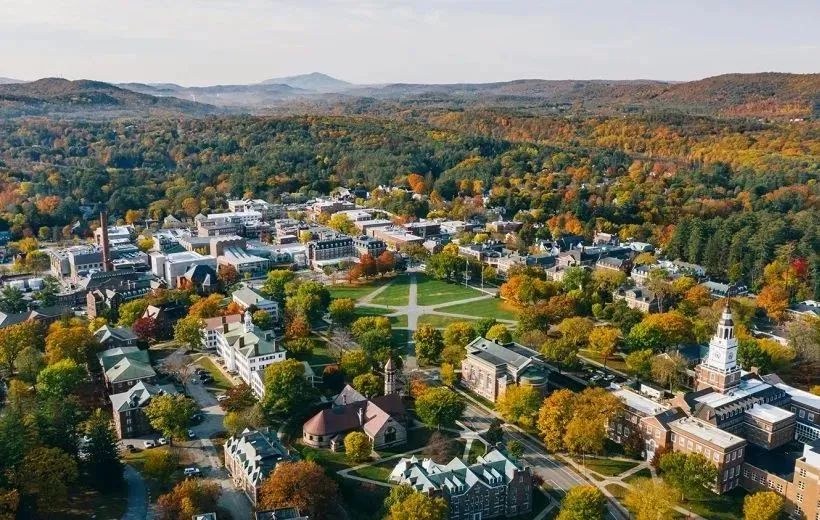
xmin=1 ymin=0 xmax=818 ymax=86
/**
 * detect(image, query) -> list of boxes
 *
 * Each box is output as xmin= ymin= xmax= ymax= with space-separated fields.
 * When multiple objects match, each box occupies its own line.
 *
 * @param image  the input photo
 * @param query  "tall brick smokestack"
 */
xmin=100 ymin=211 xmax=112 ymax=272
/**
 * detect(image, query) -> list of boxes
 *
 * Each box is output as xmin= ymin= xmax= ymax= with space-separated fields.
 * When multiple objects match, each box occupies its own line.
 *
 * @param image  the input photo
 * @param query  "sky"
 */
xmin=1 ymin=0 xmax=818 ymax=86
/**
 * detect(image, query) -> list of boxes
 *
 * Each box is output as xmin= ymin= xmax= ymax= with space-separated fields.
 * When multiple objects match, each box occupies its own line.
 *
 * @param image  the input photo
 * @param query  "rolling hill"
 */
xmin=0 ymin=78 xmax=222 ymax=117
xmin=119 ymin=81 xmax=309 ymax=108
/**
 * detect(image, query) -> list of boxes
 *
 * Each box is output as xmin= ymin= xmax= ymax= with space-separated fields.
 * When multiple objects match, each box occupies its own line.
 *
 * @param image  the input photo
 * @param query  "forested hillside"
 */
xmin=0 ymin=111 xmax=816 ymax=291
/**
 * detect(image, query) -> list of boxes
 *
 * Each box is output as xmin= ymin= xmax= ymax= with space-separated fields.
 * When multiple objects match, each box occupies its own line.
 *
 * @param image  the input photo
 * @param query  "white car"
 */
xmin=187 ymin=430 xmax=196 ymax=439
xmin=158 ymin=437 xmax=168 ymax=445
xmin=143 ymin=440 xmax=156 ymax=449
xmin=216 ymin=394 xmax=229 ymax=402
xmin=183 ymin=467 xmax=201 ymax=477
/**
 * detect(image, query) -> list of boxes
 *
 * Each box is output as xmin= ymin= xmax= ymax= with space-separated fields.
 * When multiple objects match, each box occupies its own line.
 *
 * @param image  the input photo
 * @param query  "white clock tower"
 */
xmin=695 ymin=303 xmax=742 ymax=392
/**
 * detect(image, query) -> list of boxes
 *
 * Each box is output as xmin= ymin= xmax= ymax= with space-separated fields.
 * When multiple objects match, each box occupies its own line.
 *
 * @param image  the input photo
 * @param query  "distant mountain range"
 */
xmin=0 ymin=78 xmax=222 ymax=117
xmin=1 ymin=72 xmax=816 ymax=119
xmin=0 ymin=77 xmax=24 ymax=84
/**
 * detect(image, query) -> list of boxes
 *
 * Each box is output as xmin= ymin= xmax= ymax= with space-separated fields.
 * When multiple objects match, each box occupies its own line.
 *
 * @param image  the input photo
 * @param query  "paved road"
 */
xmin=121 ymin=465 xmax=147 ymax=520
xmin=459 ymin=399 xmax=624 ymax=520
xmin=183 ymin=357 xmax=253 ymax=520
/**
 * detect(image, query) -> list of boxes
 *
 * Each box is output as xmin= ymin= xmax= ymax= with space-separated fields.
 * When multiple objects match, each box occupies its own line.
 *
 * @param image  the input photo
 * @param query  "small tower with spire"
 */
xmin=695 ymin=302 xmax=742 ymax=393
xmin=243 ymin=310 xmax=254 ymax=334
xmin=384 ymin=357 xmax=398 ymax=395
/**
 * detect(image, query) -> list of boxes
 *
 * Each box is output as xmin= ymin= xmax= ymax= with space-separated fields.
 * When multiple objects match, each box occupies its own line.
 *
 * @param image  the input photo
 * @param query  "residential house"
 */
xmin=94 ymin=325 xmax=139 ymax=350
xmin=98 ymin=347 xmax=156 ymax=393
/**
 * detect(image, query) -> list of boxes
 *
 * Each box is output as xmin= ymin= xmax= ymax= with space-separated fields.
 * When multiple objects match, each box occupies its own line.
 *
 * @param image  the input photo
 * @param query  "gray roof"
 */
xmin=109 ymin=381 xmax=176 ymax=412
xmin=465 ymin=337 xmax=538 ymax=370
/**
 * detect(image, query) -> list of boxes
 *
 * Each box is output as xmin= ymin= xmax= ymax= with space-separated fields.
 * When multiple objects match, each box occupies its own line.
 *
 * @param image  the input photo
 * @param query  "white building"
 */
xmin=212 ymin=312 xmax=286 ymax=396
xmin=149 ymin=251 xmax=217 ymax=288
xmin=201 ymin=314 xmax=243 ymax=350
xmin=232 ymin=285 xmax=279 ymax=319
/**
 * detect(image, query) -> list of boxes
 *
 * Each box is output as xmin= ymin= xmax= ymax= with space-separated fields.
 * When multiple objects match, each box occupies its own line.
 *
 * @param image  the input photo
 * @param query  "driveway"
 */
xmin=121 ymin=465 xmax=147 ymax=520
xmin=182 ymin=360 xmax=253 ymax=520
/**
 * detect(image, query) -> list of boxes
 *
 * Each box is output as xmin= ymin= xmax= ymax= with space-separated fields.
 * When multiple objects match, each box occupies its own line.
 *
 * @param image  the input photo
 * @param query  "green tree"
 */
xmin=558 ymin=485 xmax=606 ymax=520
xmin=156 ymin=479 xmax=221 ymax=520
xmin=344 ymin=431 xmax=372 ymax=463
xmin=658 ymin=452 xmax=718 ymax=499
xmin=506 ymin=439 xmax=524 ymax=458
xmin=625 ymin=349 xmax=654 ymax=379
xmin=651 ymin=352 xmax=688 ymax=390
xmin=440 ymin=362 xmax=457 ymax=387
xmin=252 ymin=309 xmax=275 ymax=330
xmin=415 ymin=387 xmax=465 ymax=429
xmin=285 ymin=280 xmax=331 ymax=321
xmin=261 ymin=269 xmax=296 ymax=302
xmin=473 ymin=317 xmax=498 ymax=338
xmin=144 ymin=394 xmax=197 ymax=444
xmin=588 ymin=326 xmax=621 ymax=367
xmin=485 ymin=324 xmax=512 ymax=343
xmin=83 ymin=409 xmax=124 ymax=491
xmin=143 ymin=448 xmax=180 ymax=485
xmin=341 ymin=350 xmax=370 ymax=378
xmin=14 ymin=346 xmax=44 ymax=384
xmin=743 ymin=491 xmax=784 ymax=520
xmin=173 ymin=315 xmax=204 ymax=349
xmin=0 ymin=286 xmax=26 ymax=313
xmin=117 ymin=298 xmax=149 ymax=326
xmin=414 ymin=325 xmax=444 ymax=364
xmin=15 ymin=446 xmax=78 ymax=514
xmin=261 ymin=359 xmax=316 ymax=419
xmin=36 ymin=359 xmax=85 ymax=399
xmin=328 ymin=298 xmax=356 ymax=327
xmin=352 ymin=373 xmax=383 ymax=398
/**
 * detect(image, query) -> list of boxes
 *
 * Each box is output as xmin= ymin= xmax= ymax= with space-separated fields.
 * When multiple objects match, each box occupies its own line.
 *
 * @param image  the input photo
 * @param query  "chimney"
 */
xmin=100 ymin=211 xmax=112 ymax=272
xmin=357 ymin=407 xmax=364 ymax=426
xmin=223 ymin=323 xmax=229 ymax=333
xmin=239 ymin=337 xmax=244 ymax=348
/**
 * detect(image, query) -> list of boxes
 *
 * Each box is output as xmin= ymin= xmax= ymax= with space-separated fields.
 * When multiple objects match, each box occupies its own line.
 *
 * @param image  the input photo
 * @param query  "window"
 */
xmin=797 ymin=493 xmax=803 ymax=503
xmin=798 ymin=480 xmax=805 ymax=490
xmin=800 ymin=410 xmax=806 ymax=418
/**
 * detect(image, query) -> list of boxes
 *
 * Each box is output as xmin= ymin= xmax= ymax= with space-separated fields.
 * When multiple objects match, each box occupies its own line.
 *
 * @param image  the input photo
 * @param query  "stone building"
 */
xmin=389 ymin=449 xmax=533 ymax=519
xmin=460 ymin=337 xmax=549 ymax=402
xmin=224 ymin=428 xmax=294 ymax=506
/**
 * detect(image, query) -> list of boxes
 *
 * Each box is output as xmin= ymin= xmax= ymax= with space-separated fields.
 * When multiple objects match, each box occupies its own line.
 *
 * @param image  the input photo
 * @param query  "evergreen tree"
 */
xmin=83 ymin=409 xmax=124 ymax=492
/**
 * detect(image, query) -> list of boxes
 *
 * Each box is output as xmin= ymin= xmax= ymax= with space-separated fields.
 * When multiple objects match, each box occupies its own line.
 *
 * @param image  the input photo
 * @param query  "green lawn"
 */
xmin=418 ymin=314 xmax=476 ymax=328
xmin=435 ymin=297 xmax=519 ymax=320
xmin=195 ymin=356 xmax=233 ymax=390
xmin=296 ymin=443 xmax=351 ymax=472
xmin=467 ymin=440 xmax=487 ymax=463
xmin=682 ymin=488 xmax=747 ymax=520
xmin=390 ymin=314 xmax=409 ymax=328
xmin=624 ymin=467 xmax=652 ymax=483
xmin=371 ymin=276 xmax=411 ymax=306
xmin=350 ymin=459 xmax=396 ymax=482
xmin=576 ymin=457 xmax=639 ymax=477
xmin=328 ymin=279 xmax=389 ymax=301
xmin=415 ymin=275 xmax=483 ymax=306
xmin=302 ymin=338 xmax=337 ymax=366
xmin=579 ymin=350 xmax=631 ymax=374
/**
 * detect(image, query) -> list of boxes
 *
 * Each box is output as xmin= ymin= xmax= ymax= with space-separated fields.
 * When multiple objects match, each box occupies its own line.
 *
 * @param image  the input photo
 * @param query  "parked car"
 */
xmin=126 ymin=444 xmax=138 ymax=453
xmin=183 ymin=467 xmax=201 ymax=477
xmin=158 ymin=437 xmax=168 ymax=445
xmin=216 ymin=394 xmax=229 ymax=402
xmin=143 ymin=440 xmax=156 ymax=449
xmin=187 ymin=430 xmax=196 ymax=439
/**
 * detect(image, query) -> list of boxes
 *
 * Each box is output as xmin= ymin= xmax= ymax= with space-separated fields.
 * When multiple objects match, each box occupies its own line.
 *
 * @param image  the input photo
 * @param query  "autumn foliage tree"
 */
xmin=258 ymin=461 xmax=339 ymax=519
xmin=156 ymin=479 xmax=220 ymax=520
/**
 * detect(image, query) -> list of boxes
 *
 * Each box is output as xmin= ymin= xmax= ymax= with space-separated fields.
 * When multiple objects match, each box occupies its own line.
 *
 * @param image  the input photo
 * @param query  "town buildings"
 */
xmin=224 ymin=428 xmax=295 ymax=506
xmin=302 ymin=380 xmax=407 ymax=451
xmin=109 ymin=381 xmax=177 ymax=439
xmin=389 ymin=449 xmax=533 ymax=519
xmin=460 ymin=337 xmax=549 ymax=402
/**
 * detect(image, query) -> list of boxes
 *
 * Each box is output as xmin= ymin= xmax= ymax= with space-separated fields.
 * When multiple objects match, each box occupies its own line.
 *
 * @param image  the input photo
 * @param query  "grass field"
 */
xmin=624 ymin=467 xmax=652 ymax=483
xmin=303 ymin=338 xmax=337 ymax=366
xmin=415 ymin=275 xmax=482 ymax=306
xmin=418 ymin=314 xmax=476 ymax=328
xmin=467 ymin=440 xmax=487 ymax=463
xmin=682 ymin=488 xmax=747 ymax=520
xmin=577 ymin=457 xmax=639 ymax=476
xmin=435 ymin=297 xmax=518 ymax=320
xmin=195 ymin=356 xmax=233 ymax=390
xmin=350 ymin=459 xmax=395 ymax=482
xmin=371 ymin=275 xmax=411 ymax=306
xmin=328 ymin=279 xmax=389 ymax=301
